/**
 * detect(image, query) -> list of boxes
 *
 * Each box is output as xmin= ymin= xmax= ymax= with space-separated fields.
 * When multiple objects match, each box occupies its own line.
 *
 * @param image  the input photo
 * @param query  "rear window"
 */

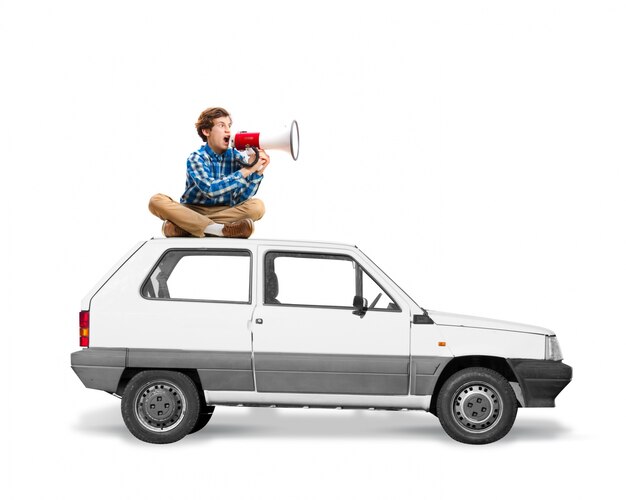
xmin=141 ymin=249 xmax=251 ymax=303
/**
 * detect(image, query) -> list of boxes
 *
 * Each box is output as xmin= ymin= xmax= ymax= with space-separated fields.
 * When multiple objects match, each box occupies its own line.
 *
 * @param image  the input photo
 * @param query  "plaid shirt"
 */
xmin=180 ymin=143 xmax=263 ymax=206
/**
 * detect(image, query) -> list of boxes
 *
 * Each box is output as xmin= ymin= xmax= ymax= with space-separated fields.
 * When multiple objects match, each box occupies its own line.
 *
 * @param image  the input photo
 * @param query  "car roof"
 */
xmin=145 ymin=237 xmax=358 ymax=252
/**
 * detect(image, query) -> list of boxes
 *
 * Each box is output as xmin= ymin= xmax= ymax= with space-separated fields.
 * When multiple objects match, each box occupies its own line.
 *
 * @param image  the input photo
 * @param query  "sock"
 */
xmin=204 ymin=223 xmax=225 ymax=236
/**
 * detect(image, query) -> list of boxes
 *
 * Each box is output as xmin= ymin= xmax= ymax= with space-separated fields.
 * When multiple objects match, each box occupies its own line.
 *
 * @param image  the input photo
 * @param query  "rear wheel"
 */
xmin=121 ymin=370 xmax=200 ymax=444
xmin=436 ymin=367 xmax=517 ymax=444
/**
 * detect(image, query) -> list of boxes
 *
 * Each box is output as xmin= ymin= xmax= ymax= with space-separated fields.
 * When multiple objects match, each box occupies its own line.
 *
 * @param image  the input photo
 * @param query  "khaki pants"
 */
xmin=148 ymin=193 xmax=265 ymax=237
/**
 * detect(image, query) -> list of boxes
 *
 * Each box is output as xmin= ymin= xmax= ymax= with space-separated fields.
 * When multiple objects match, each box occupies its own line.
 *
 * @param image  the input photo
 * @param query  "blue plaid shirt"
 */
xmin=180 ymin=144 xmax=263 ymax=206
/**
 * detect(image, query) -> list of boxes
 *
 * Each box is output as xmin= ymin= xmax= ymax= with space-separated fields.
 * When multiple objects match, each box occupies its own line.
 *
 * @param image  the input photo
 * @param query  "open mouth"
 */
xmin=224 ymin=135 xmax=231 ymax=146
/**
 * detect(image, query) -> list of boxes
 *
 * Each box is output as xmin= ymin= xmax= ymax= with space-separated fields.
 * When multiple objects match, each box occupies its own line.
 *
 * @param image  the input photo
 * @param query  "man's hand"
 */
xmin=241 ymin=148 xmax=270 ymax=178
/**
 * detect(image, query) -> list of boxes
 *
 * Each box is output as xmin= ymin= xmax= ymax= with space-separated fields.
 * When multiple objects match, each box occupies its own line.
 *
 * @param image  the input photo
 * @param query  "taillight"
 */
xmin=79 ymin=310 xmax=90 ymax=347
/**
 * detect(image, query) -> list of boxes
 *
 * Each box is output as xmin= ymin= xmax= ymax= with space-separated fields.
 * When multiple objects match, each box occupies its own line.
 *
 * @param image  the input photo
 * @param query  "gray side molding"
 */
xmin=255 ymin=352 xmax=408 ymax=374
xmin=254 ymin=352 xmax=410 ymax=396
xmin=410 ymin=356 xmax=453 ymax=396
xmin=127 ymin=349 xmax=252 ymax=371
xmin=127 ymin=349 xmax=255 ymax=391
xmin=70 ymin=348 xmax=256 ymax=393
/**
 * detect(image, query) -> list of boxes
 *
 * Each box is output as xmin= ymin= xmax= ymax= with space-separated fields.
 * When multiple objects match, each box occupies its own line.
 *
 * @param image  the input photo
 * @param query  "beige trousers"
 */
xmin=148 ymin=193 xmax=265 ymax=237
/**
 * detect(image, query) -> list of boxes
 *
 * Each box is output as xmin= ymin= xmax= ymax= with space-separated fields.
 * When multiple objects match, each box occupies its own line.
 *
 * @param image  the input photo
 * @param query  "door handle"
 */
xmin=255 ymin=318 xmax=263 ymax=324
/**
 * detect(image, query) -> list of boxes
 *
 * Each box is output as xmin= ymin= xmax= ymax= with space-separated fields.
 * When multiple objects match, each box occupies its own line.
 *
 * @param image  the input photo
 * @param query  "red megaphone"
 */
xmin=232 ymin=120 xmax=300 ymax=164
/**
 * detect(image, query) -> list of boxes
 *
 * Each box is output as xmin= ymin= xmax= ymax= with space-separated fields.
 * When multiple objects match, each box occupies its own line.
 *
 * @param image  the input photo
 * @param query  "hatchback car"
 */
xmin=72 ymin=238 xmax=572 ymax=444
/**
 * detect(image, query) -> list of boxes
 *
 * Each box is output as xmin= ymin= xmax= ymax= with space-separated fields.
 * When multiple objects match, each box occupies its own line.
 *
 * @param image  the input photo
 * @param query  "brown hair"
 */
xmin=195 ymin=107 xmax=231 ymax=141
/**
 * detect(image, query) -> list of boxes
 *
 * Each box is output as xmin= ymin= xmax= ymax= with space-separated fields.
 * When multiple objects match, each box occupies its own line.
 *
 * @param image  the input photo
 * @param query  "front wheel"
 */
xmin=121 ymin=370 xmax=201 ymax=444
xmin=436 ymin=368 xmax=518 ymax=445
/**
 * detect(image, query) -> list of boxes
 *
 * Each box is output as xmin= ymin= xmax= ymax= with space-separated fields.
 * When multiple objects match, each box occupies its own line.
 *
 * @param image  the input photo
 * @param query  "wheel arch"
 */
xmin=116 ymin=367 xmax=206 ymax=405
xmin=429 ymin=355 xmax=520 ymax=414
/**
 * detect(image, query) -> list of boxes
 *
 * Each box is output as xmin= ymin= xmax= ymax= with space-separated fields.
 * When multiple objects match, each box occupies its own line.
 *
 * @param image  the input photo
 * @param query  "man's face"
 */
xmin=203 ymin=116 xmax=232 ymax=154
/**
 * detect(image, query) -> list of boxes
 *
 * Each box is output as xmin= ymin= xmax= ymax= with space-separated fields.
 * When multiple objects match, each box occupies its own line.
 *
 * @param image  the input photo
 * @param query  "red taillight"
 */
xmin=79 ymin=310 xmax=90 ymax=347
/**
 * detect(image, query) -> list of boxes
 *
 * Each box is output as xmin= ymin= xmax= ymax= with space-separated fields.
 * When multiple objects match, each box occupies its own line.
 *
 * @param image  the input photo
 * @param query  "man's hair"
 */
xmin=195 ymin=107 xmax=231 ymax=141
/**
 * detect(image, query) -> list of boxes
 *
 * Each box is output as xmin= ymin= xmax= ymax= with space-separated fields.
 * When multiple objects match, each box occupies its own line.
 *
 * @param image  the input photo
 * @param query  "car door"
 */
xmin=132 ymin=247 xmax=255 ymax=391
xmin=252 ymin=246 xmax=410 ymax=396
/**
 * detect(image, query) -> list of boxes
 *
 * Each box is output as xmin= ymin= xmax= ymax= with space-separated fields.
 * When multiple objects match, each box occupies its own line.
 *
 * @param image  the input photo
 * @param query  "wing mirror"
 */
xmin=352 ymin=296 xmax=369 ymax=318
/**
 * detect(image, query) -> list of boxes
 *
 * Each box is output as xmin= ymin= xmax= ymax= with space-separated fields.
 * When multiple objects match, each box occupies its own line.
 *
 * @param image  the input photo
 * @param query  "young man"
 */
xmin=149 ymin=107 xmax=269 ymax=238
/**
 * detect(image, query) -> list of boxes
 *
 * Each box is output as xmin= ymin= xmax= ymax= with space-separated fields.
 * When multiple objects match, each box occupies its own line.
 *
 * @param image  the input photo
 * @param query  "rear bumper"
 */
xmin=71 ymin=348 xmax=126 ymax=393
xmin=507 ymin=359 xmax=573 ymax=407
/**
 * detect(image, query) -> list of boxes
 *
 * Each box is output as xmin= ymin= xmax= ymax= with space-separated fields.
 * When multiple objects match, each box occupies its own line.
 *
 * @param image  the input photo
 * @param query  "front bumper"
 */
xmin=507 ymin=359 xmax=572 ymax=407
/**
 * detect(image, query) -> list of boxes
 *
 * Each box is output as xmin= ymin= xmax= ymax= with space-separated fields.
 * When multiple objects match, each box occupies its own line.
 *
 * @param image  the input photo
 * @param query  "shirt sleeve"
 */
xmin=234 ymin=150 xmax=264 ymax=200
xmin=235 ymin=173 xmax=262 ymax=202
xmin=186 ymin=152 xmax=247 ymax=198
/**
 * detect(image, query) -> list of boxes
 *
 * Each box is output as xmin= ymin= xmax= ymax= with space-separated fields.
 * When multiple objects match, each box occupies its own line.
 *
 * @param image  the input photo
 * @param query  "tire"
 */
xmin=121 ymin=370 xmax=201 ymax=444
xmin=436 ymin=367 xmax=518 ymax=445
xmin=189 ymin=405 xmax=215 ymax=434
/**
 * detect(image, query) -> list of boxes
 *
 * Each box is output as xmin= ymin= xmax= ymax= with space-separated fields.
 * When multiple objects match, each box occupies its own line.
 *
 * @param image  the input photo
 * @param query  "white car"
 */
xmin=71 ymin=238 xmax=572 ymax=444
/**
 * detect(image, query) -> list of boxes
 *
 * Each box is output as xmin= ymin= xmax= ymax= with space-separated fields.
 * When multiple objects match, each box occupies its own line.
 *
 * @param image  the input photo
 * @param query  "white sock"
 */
xmin=204 ymin=223 xmax=225 ymax=236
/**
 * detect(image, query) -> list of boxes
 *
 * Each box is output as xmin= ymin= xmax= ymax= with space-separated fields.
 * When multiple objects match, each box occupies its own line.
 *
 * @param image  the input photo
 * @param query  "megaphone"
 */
xmin=232 ymin=120 xmax=300 ymax=167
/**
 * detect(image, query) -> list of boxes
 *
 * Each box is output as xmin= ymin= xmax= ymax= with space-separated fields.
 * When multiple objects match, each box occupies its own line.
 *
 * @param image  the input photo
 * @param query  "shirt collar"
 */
xmin=203 ymin=143 xmax=232 ymax=161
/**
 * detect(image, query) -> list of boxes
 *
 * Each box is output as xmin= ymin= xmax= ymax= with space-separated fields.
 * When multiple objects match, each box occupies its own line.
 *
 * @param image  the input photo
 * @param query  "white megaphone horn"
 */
xmin=231 ymin=120 xmax=300 ymax=167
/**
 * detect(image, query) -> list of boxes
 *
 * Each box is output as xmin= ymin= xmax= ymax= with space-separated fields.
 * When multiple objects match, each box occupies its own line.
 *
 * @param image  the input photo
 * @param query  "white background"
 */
xmin=2 ymin=1 xmax=625 ymax=498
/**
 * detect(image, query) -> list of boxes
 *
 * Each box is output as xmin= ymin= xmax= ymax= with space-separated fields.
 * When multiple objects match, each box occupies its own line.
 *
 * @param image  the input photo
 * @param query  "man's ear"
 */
xmin=201 ymin=128 xmax=211 ymax=139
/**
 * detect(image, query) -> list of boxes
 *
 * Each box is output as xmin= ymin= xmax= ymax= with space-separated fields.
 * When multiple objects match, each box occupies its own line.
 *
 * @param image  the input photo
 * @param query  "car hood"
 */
xmin=427 ymin=310 xmax=553 ymax=336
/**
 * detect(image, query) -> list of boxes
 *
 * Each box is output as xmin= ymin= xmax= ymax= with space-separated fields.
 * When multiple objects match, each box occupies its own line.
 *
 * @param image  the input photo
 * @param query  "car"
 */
xmin=71 ymin=237 xmax=572 ymax=444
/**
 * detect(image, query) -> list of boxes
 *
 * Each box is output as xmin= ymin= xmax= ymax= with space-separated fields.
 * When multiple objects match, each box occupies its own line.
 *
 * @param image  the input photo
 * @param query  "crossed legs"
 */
xmin=148 ymin=193 xmax=265 ymax=237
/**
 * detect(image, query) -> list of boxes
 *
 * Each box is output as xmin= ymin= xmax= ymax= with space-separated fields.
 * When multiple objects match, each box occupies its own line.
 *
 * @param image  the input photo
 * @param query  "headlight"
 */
xmin=545 ymin=335 xmax=563 ymax=361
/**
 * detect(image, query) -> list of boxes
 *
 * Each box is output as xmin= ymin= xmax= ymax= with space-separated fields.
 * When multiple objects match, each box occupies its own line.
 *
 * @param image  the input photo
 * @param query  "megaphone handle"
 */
xmin=235 ymin=146 xmax=260 ymax=169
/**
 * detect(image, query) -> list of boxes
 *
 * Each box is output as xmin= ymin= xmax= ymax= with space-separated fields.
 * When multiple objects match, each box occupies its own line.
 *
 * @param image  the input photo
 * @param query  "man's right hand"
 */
xmin=241 ymin=149 xmax=270 ymax=177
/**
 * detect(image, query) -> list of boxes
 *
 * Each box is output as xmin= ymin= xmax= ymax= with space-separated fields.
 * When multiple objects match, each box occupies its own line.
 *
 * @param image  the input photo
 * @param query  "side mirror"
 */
xmin=412 ymin=312 xmax=434 ymax=324
xmin=352 ymin=296 xmax=368 ymax=318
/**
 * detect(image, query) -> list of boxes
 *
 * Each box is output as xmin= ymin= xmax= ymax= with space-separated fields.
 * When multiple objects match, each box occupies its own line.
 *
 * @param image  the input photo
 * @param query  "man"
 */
xmin=149 ymin=107 xmax=268 ymax=238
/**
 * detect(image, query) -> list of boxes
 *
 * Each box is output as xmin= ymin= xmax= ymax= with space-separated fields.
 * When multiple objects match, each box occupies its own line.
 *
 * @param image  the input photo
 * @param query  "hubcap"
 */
xmin=452 ymin=382 xmax=502 ymax=433
xmin=134 ymin=381 xmax=187 ymax=433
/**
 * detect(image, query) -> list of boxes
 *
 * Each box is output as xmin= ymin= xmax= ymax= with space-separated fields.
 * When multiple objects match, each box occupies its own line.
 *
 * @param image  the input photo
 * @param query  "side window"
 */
xmin=142 ymin=250 xmax=251 ymax=303
xmin=264 ymin=251 xmax=400 ymax=311
xmin=265 ymin=252 xmax=355 ymax=308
